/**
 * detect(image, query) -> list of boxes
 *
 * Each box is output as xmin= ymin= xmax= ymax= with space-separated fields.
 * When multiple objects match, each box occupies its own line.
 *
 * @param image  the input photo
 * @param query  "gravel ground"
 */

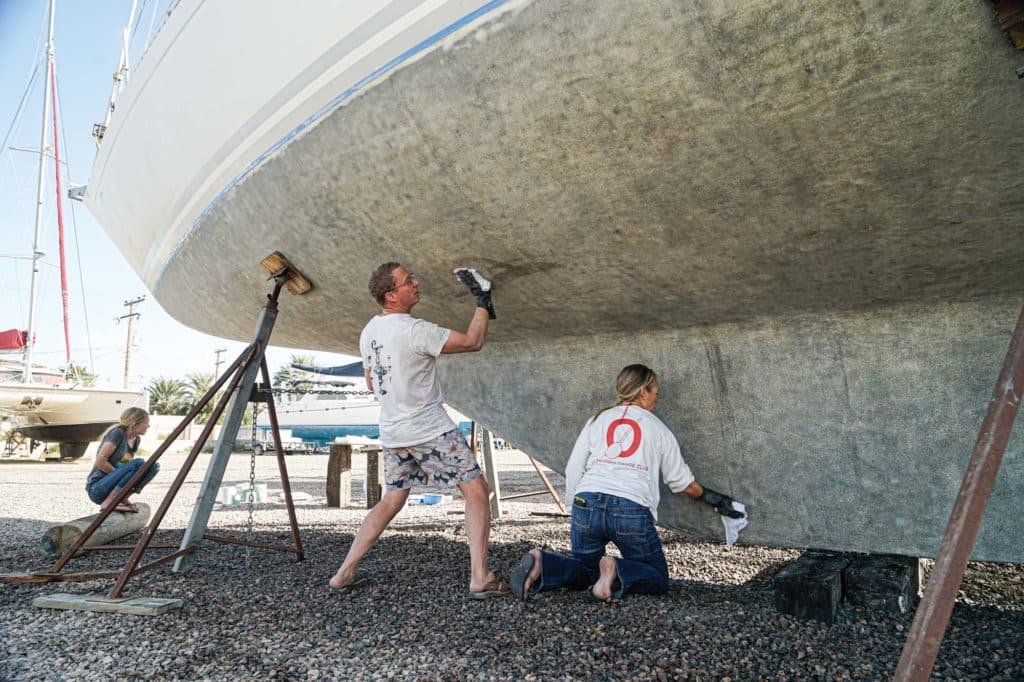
xmin=1 ymin=449 xmax=1021 ymax=681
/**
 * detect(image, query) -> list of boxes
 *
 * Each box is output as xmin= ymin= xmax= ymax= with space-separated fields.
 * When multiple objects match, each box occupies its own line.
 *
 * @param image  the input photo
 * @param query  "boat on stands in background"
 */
xmin=255 ymin=360 xmax=471 ymax=451
xmin=0 ymin=0 xmax=146 ymax=460
xmin=0 ymin=342 xmax=147 ymax=461
xmin=82 ymin=2 xmax=1024 ymax=561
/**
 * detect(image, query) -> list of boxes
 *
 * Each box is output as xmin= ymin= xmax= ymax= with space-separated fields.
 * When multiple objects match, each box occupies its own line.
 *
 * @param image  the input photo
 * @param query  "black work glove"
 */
xmin=698 ymin=486 xmax=745 ymax=519
xmin=454 ymin=267 xmax=496 ymax=320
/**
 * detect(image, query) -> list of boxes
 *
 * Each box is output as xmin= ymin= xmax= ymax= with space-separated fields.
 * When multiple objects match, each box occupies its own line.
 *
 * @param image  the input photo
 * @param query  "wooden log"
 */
xmin=40 ymin=503 xmax=151 ymax=561
xmin=327 ymin=443 xmax=352 ymax=508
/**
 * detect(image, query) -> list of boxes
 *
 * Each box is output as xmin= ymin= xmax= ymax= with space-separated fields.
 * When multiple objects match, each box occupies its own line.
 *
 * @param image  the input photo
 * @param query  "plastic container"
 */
xmin=219 ymin=485 xmax=237 ymax=505
xmin=421 ymin=494 xmax=443 ymax=505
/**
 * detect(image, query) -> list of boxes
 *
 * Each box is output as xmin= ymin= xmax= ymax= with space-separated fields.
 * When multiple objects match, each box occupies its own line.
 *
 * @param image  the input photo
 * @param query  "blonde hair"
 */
xmin=592 ymin=364 xmax=658 ymax=421
xmin=100 ymin=407 xmax=150 ymax=441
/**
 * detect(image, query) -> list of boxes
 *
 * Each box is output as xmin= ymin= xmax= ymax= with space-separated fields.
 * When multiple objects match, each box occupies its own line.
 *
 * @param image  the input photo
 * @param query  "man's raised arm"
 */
xmin=442 ymin=268 xmax=494 ymax=354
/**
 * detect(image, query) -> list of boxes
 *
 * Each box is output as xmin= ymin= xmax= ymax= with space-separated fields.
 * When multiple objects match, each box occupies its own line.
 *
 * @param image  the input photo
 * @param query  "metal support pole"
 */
xmin=894 ymin=304 xmax=1024 ymax=681
xmin=260 ymin=358 xmax=304 ymax=561
xmin=173 ymin=289 xmax=282 ymax=573
xmin=526 ymin=455 xmax=568 ymax=515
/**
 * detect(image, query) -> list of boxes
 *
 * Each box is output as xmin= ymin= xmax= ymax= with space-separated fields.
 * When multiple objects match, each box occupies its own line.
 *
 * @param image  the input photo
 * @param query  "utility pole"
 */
xmin=117 ymin=296 xmax=145 ymax=388
xmin=213 ymin=347 xmax=227 ymax=378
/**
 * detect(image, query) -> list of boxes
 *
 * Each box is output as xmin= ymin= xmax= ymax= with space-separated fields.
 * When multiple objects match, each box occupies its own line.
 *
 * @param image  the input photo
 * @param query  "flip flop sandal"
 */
xmin=509 ymin=553 xmax=537 ymax=601
xmin=468 ymin=577 xmax=510 ymax=600
xmin=328 ymin=571 xmax=369 ymax=594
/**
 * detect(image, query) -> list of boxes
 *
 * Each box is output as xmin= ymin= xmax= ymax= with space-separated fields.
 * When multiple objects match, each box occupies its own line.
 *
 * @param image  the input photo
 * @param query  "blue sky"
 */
xmin=0 ymin=0 xmax=357 ymax=388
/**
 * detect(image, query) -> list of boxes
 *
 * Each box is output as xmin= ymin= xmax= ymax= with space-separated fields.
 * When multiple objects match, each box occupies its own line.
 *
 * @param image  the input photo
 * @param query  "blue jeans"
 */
xmin=86 ymin=458 xmax=159 ymax=505
xmin=534 ymin=492 xmax=669 ymax=599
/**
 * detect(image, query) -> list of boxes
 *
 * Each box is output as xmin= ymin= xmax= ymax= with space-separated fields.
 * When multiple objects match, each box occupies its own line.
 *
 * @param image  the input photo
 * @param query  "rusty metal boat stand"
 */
xmin=0 ymin=253 xmax=313 ymax=615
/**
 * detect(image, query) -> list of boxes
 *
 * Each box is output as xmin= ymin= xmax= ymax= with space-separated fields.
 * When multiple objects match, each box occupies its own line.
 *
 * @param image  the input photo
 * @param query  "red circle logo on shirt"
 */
xmin=606 ymin=418 xmax=641 ymax=458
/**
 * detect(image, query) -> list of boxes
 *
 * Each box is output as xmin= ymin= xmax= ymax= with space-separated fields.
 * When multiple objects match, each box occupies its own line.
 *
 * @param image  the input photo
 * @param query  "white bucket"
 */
xmin=254 ymin=482 xmax=268 ymax=503
xmin=219 ymin=485 xmax=237 ymax=505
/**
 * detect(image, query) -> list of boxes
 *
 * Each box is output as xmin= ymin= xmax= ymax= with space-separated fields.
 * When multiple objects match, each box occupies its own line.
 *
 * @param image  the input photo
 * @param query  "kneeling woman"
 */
xmin=85 ymin=407 xmax=159 ymax=513
xmin=511 ymin=364 xmax=744 ymax=602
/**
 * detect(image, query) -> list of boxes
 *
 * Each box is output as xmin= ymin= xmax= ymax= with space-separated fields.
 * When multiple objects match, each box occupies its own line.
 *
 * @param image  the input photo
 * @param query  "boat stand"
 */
xmin=470 ymin=422 xmax=568 ymax=519
xmin=0 ymin=253 xmax=313 ymax=613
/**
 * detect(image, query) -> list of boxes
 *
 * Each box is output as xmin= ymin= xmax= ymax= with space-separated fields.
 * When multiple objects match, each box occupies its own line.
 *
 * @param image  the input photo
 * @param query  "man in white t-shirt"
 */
xmin=329 ymin=262 xmax=509 ymax=598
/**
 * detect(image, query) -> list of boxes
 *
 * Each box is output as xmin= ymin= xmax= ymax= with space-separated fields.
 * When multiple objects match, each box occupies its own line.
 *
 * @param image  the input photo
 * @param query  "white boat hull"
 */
xmin=0 ymin=383 xmax=148 ymax=444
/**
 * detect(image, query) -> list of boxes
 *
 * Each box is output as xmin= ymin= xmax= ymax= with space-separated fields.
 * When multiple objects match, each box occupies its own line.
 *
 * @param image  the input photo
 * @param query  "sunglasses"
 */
xmin=389 ymin=273 xmax=418 ymax=292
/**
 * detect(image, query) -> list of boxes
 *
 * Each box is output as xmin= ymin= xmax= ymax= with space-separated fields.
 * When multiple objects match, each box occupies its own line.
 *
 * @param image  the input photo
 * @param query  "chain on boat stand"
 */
xmin=0 ymin=253 xmax=313 ymax=615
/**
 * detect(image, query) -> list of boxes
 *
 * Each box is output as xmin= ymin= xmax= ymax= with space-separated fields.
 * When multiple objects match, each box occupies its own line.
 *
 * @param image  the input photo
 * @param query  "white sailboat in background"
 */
xmin=0 ymin=0 xmax=146 ymax=461
xmin=254 ymin=361 xmax=472 ymax=449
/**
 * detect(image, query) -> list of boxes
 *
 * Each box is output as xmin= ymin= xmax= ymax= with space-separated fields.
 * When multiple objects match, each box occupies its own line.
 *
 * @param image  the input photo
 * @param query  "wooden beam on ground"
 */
xmin=0 ymin=569 xmax=123 ymax=583
xmin=33 ymin=592 xmax=183 ymax=615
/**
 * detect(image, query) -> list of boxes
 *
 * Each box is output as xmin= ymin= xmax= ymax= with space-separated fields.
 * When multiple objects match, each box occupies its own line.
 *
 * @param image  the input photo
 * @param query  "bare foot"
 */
xmin=329 ymin=566 xmax=360 ymax=590
xmin=329 ymin=569 xmax=368 ymax=593
xmin=522 ymin=549 xmax=543 ymax=599
xmin=469 ymin=571 xmax=509 ymax=594
xmin=590 ymin=555 xmax=619 ymax=602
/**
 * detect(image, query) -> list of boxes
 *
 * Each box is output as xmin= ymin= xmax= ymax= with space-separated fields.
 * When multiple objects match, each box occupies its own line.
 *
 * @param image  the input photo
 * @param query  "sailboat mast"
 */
xmin=23 ymin=0 xmax=57 ymax=384
xmin=50 ymin=55 xmax=71 ymax=365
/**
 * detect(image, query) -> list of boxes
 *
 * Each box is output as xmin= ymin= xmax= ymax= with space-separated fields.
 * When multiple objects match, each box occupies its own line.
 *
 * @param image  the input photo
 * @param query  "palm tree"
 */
xmin=147 ymin=377 xmax=188 ymax=415
xmin=183 ymin=371 xmax=215 ymax=422
xmin=273 ymin=354 xmax=315 ymax=400
xmin=61 ymin=362 xmax=96 ymax=387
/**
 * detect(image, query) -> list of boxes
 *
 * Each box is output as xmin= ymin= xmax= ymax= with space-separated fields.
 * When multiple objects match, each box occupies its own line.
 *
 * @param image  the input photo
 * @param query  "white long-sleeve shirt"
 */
xmin=564 ymin=404 xmax=695 ymax=521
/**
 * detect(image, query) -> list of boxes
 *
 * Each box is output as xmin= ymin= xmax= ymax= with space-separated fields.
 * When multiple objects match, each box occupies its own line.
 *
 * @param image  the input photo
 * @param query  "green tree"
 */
xmin=273 ymin=354 xmax=316 ymax=400
xmin=61 ymin=362 xmax=96 ymax=387
xmin=147 ymin=377 xmax=188 ymax=415
xmin=184 ymin=371 xmax=215 ymax=423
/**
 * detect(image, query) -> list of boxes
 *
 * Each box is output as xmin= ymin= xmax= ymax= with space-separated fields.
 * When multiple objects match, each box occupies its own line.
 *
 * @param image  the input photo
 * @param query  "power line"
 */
xmin=116 ymin=296 xmax=145 ymax=388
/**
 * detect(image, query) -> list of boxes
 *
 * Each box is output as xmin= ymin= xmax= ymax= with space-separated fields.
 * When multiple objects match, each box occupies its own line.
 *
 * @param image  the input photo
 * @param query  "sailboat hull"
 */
xmin=0 ymin=383 xmax=148 ymax=446
xmin=85 ymin=1 xmax=1024 ymax=560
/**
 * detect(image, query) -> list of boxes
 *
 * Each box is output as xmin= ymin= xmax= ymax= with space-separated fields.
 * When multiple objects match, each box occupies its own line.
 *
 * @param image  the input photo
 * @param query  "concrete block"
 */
xmin=33 ymin=592 xmax=183 ymax=616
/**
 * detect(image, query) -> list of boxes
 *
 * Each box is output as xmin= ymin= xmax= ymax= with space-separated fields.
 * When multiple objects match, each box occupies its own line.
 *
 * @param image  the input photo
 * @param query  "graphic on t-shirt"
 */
xmin=369 ymin=340 xmax=391 ymax=396
xmin=604 ymin=418 xmax=641 ymax=458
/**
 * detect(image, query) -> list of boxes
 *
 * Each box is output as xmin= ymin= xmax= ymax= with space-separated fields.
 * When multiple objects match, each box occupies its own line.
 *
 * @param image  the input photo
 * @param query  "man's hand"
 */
xmin=698 ymin=486 xmax=745 ymax=519
xmin=454 ymin=267 xmax=496 ymax=320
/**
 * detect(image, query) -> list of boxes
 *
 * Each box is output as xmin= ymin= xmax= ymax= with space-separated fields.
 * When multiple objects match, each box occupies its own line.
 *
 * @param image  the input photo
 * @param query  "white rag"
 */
xmin=722 ymin=501 xmax=748 ymax=546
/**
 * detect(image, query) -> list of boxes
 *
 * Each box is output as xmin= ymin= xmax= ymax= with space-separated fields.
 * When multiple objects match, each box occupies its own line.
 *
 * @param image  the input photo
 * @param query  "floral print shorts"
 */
xmin=384 ymin=429 xmax=482 ymax=490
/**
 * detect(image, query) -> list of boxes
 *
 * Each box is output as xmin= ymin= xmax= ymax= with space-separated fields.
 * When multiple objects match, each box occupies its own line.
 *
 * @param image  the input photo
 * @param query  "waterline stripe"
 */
xmin=156 ymin=0 xmax=509 ymax=288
